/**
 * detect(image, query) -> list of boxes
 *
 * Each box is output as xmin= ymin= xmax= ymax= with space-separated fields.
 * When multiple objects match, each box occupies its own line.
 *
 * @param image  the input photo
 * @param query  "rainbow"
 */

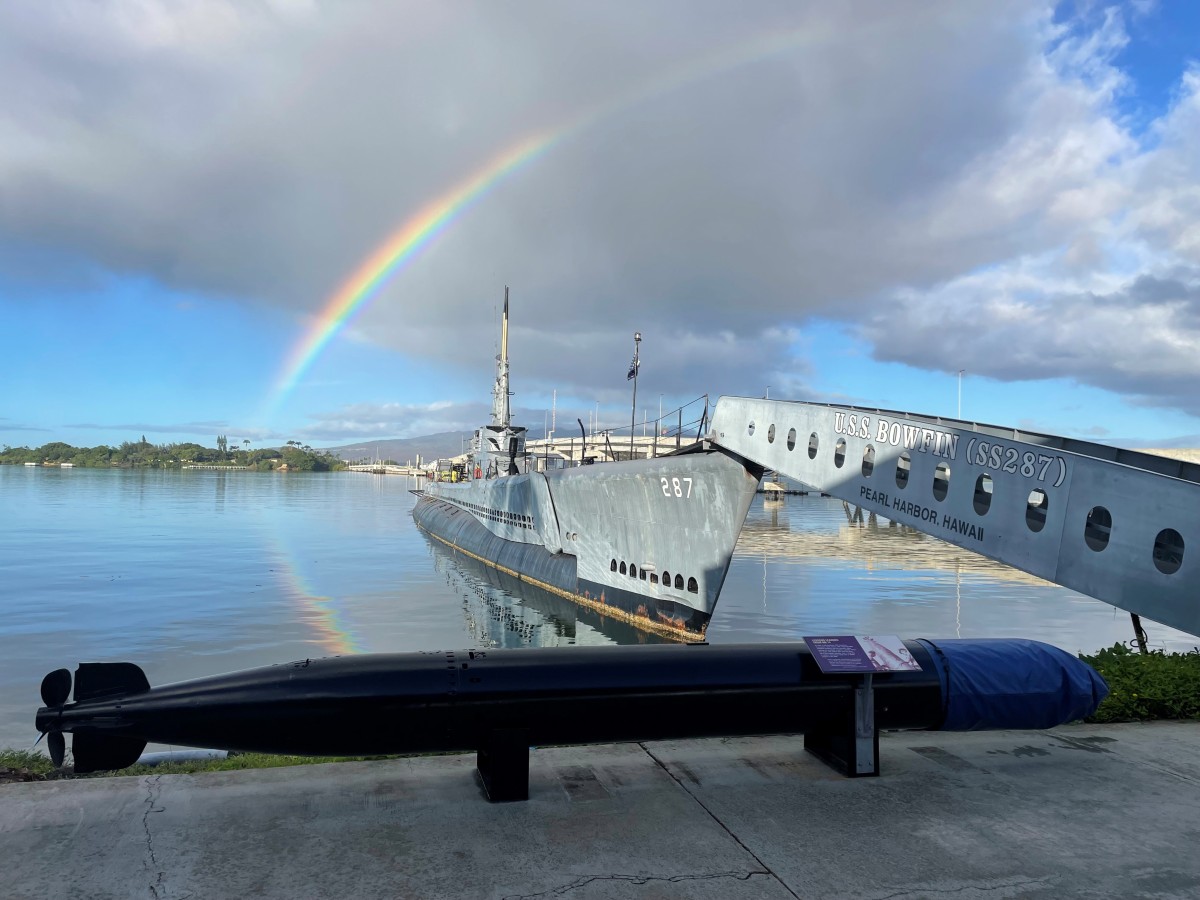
xmin=269 ymin=536 xmax=364 ymax=655
xmin=266 ymin=131 xmax=555 ymax=410
xmin=264 ymin=24 xmax=827 ymax=415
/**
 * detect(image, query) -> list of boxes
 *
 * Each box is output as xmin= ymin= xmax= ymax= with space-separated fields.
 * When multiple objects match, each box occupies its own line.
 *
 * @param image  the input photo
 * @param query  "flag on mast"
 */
xmin=627 ymin=358 xmax=639 ymax=380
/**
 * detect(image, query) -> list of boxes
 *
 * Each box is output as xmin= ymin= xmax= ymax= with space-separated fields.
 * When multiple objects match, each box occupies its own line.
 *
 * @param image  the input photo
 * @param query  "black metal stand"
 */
xmin=1131 ymin=613 xmax=1149 ymax=654
xmin=804 ymin=674 xmax=880 ymax=777
xmin=476 ymin=728 xmax=530 ymax=802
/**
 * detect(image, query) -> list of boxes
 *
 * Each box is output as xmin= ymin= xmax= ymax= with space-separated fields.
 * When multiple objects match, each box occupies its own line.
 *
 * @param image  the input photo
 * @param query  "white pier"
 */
xmin=344 ymin=463 xmax=426 ymax=475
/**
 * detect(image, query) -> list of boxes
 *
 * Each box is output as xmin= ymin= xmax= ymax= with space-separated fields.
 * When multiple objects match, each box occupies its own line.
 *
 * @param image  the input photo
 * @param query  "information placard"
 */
xmin=804 ymin=636 xmax=873 ymax=673
xmin=804 ymin=635 xmax=922 ymax=673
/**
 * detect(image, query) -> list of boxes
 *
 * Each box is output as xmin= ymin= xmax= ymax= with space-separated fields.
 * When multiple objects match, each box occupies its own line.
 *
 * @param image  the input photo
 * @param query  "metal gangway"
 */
xmin=710 ymin=397 xmax=1200 ymax=639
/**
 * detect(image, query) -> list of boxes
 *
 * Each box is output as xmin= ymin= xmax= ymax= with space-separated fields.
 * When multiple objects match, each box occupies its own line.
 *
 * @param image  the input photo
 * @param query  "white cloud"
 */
xmin=1 ymin=2 xmax=1198 ymax=420
xmin=857 ymin=7 xmax=1200 ymax=414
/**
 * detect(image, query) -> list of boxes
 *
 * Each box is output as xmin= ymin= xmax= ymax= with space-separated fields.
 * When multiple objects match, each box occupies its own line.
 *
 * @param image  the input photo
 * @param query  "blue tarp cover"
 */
xmin=918 ymin=638 xmax=1109 ymax=731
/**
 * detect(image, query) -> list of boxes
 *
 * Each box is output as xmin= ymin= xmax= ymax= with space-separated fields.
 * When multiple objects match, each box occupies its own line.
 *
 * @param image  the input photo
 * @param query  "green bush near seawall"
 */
xmin=1081 ymin=643 xmax=1200 ymax=723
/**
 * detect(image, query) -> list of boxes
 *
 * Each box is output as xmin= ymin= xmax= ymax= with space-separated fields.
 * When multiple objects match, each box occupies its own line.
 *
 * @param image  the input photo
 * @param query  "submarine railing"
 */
xmin=709 ymin=396 xmax=1200 ymax=639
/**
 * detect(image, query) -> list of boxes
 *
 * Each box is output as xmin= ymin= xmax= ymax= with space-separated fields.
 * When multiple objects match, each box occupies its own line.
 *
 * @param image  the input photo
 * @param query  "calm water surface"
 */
xmin=2 ymin=466 xmax=1194 ymax=750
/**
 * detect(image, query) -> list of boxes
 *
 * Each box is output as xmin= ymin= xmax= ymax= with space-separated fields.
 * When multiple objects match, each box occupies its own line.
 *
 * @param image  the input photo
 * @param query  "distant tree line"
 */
xmin=0 ymin=437 xmax=345 ymax=472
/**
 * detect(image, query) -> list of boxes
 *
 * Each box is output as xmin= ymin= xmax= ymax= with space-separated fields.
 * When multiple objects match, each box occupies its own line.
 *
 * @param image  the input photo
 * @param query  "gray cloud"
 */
xmin=63 ymin=420 xmax=276 ymax=442
xmin=296 ymin=400 xmax=491 ymax=442
xmin=3 ymin=2 xmax=1198 ymax=419
xmin=861 ymin=269 xmax=1200 ymax=414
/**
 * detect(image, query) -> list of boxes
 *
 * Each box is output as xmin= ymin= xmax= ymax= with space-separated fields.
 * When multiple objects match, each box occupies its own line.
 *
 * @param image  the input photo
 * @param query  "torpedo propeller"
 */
xmin=41 ymin=668 xmax=71 ymax=707
xmin=39 ymin=668 xmax=72 ymax=766
xmin=47 ymin=732 xmax=66 ymax=767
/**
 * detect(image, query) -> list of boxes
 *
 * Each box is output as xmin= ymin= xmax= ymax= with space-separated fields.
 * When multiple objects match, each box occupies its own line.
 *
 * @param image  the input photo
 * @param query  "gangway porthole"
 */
xmin=973 ymin=474 xmax=993 ymax=515
xmin=834 ymin=438 xmax=847 ymax=468
xmin=787 ymin=428 xmax=797 ymax=451
xmin=1153 ymin=529 xmax=1184 ymax=575
xmin=862 ymin=445 xmax=875 ymax=478
xmin=1026 ymin=490 xmax=1048 ymax=532
xmin=808 ymin=432 xmax=819 ymax=459
xmin=768 ymin=424 xmax=776 ymax=443
xmin=748 ymin=421 xmax=756 ymax=437
xmin=932 ymin=463 xmax=951 ymax=502
xmin=896 ymin=452 xmax=911 ymax=489
xmin=1084 ymin=506 xmax=1112 ymax=552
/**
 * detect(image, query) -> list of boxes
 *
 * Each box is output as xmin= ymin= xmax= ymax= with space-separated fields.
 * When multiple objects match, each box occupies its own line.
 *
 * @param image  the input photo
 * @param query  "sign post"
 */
xmin=802 ymin=635 xmax=922 ymax=777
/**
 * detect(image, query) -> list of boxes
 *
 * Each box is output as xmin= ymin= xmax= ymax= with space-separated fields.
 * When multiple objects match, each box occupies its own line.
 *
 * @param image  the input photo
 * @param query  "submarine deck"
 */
xmin=3 ymin=723 xmax=1199 ymax=899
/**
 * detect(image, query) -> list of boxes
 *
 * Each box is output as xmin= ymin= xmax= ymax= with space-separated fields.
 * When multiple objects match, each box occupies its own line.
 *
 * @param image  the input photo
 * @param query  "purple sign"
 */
xmin=805 ymin=635 xmax=923 ymax=674
xmin=804 ymin=636 xmax=874 ymax=673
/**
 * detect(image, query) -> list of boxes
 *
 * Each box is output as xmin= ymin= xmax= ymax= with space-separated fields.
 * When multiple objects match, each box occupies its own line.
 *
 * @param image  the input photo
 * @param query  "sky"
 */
xmin=2 ymin=0 xmax=1199 ymax=451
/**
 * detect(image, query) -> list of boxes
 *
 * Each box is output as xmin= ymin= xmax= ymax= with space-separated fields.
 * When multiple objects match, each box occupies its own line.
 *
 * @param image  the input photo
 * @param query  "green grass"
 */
xmin=108 ymin=752 xmax=412 ymax=777
xmin=1081 ymin=642 xmax=1200 ymax=723
xmin=0 ymin=748 xmax=55 ymax=779
xmin=0 ymin=748 xmax=444 ymax=783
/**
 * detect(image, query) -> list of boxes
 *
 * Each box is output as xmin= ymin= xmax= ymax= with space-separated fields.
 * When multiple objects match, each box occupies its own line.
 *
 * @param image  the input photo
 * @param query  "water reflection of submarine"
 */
xmin=735 ymin=504 xmax=1052 ymax=586
xmin=422 ymin=529 xmax=671 ymax=647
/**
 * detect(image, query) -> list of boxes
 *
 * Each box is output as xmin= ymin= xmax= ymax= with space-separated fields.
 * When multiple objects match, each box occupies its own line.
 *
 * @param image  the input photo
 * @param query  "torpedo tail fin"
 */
xmin=74 ymin=662 xmax=150 ymax=702
xmin=71 ymin=733 xmax=147 ymax=774
xmin=37 ymin=662 xmax=152 ymax=772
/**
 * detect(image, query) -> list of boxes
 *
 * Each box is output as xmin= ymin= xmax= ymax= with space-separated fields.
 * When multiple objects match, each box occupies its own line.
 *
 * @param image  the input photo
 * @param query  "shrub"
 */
xmin=1080 ymin=642 xmax=1200 ymax=722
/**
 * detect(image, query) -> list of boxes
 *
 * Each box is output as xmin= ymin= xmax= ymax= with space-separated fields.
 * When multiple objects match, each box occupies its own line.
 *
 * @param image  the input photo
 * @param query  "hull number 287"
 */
xmin=661 ymin=476 xmax=693 ymax=498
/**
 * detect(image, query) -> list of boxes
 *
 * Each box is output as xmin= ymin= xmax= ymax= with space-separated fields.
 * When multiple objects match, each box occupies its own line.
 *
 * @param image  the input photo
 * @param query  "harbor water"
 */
xmin=2 ymin=466 xmax=1194 ymax=752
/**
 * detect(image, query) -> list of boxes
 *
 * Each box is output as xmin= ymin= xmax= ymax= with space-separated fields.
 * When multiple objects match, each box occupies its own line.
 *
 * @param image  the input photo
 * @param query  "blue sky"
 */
xmin=2 ymin=1 xmax=1199 ymax=451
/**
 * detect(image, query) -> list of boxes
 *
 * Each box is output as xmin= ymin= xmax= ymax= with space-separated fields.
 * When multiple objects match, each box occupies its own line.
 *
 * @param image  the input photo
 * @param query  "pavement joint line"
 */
xmin=499 ymin=870 xmax=773 ymax=899
xmin=141 ymin=774 xmax=167 ymax=900
xmin=870 ymin=875 xmax=1057 ymax=899
xmin=637 ymin=741 xmax=801 ymax=900
xmin=1123 ymin=757 xmax=1200 ymax=787
xmin=1053 ymin=732 xmax=1200 ymax=786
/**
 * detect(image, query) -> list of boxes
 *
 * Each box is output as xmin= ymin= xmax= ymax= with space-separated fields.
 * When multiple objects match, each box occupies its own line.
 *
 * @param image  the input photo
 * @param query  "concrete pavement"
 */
xmin=3 ymin=723 xmax=1200 ymax=899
